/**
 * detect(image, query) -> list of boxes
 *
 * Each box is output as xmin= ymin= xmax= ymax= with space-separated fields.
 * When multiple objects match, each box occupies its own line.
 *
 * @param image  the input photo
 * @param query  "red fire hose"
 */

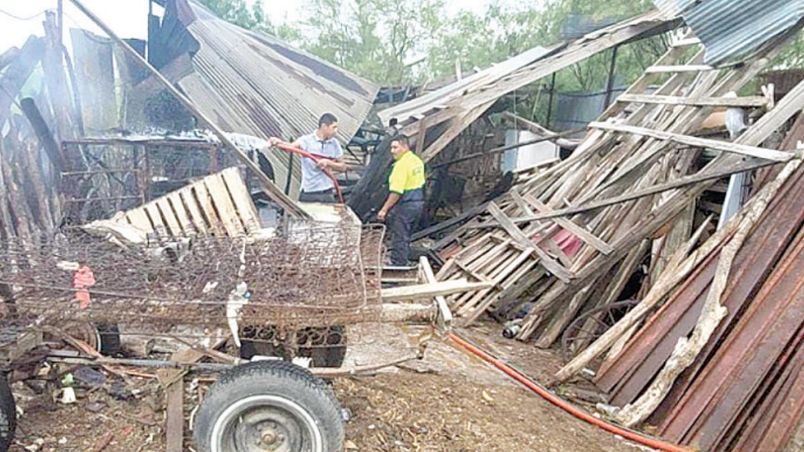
xmin=447 ymin=332 xmax=692 ymax=452
xmin=271 ymin=141 xmax=344 ymax=203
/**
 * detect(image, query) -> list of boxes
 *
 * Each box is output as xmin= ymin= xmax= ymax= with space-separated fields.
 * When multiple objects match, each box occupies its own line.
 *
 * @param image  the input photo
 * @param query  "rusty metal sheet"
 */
xmin=593 ymin=250 xmax=718 ymax=394
xmin=596 ymin=166 xmax=804 ymax=406
xmin=649 ymin=166 xmax=804 ymax=418
xmin=658 ymin=229 xmax=804 ymax=448
xmin=721 ymin=328 xmax=803 ymax=450
xmin=733 ymin=337 xmax=804 ymax=451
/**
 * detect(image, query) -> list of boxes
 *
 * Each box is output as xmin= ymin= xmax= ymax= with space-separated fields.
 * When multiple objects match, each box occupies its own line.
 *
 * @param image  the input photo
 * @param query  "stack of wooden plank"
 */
xmin=428 ymin=29 xmax=801 ymax=353
xmin=87 ymin=167 xmax=262 ymax=238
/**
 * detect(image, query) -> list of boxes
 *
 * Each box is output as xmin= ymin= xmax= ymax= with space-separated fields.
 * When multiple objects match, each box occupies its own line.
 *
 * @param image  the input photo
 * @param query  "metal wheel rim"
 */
xmin=210 ymin=394 xmax=324 ymax=452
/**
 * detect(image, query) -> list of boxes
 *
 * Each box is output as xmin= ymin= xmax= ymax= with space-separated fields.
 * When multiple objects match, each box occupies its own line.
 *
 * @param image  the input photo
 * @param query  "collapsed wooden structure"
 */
xmin=402 ymin=6 xmax=804 ymax=450
xmin=1 ymin=1 xmax=803 ymax=450
xmin=424 ymin=28 xmax=797 ymax=339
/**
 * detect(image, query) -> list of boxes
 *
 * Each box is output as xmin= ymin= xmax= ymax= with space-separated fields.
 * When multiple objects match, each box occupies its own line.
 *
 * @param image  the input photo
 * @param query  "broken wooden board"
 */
xmin=380 ymin=279 xmax=492 ymax=302
xmin=87 ymin=167 xmax=262 ymax=240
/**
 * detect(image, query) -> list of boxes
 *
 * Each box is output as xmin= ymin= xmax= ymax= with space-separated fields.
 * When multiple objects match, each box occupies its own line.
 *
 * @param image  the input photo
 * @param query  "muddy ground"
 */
xmin=10 ymin=322 xmax=651 ymax=451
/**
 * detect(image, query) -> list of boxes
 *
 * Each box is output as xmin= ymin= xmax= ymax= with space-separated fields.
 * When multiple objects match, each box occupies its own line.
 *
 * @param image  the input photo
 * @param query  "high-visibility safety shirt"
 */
xmin=388 ymin=151 xmax=425 ymax=197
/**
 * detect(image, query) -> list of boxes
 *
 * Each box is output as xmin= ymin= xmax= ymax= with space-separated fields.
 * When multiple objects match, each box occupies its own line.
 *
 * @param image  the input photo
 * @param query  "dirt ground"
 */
xmin=10 ymin=322 xmax=652 ymax=451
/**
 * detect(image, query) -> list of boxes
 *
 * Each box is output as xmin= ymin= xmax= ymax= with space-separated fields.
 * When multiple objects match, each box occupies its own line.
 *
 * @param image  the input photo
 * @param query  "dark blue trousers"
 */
xmin=388 ymin=200 xmax=424 ymax=266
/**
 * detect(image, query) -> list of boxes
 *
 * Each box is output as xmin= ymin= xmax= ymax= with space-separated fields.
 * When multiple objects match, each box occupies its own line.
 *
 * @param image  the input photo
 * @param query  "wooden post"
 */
xmin=164 ymin=378 xmax=184 ymax=452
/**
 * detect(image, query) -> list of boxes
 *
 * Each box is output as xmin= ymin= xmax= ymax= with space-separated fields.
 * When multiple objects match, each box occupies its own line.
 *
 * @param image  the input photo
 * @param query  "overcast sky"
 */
xmin=0 ymin=0 xmax=499 ymax=53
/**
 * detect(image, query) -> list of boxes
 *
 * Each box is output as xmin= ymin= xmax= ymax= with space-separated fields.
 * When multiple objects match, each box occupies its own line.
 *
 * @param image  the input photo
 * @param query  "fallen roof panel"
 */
xmin=152 ymin=0 xmax=380 ymax=197
xmin=653 ymin=0 xmax=804 ymax=66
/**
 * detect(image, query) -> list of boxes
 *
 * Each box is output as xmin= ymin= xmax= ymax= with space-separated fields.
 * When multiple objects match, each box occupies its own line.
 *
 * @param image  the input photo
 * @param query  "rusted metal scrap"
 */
xmin=0 ymin=222 xmax=383 ymax=338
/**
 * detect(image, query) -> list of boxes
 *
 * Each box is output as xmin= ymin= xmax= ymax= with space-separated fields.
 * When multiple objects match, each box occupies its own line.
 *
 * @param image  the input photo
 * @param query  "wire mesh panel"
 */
xmin=0 ymin=222 xmax=384 ymax=341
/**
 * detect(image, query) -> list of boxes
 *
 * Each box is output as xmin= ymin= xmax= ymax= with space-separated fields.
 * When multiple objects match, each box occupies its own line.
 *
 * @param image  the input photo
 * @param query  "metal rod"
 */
xmin=62 ymin=138 xmax=218 ymax=148
xmin=546 ymin=73 xmax=557 ymax=128
xmin=61 ymin=169 xmax=141 ymax=176
xmin=430 ymin=128 xmax=585 ymax=169
xmin=603 ymin=46 xmax=619 ymax=108
xmin=48 ymin=355 xmax=232 ymax=371
xmin=68 ymin=0 xmax=310 ymax=219
xmin=65 ymin=195 xmax=142 ymax=203
xmin=471 ymin=158 xmax=783 ymax=228
xmin=46 ymin=352 xmax=423 ymax=377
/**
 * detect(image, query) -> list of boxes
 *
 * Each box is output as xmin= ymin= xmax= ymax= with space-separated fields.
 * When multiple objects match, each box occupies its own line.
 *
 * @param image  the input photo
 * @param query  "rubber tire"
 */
xmin=0 ymin=374 xmax=15 ymax=452
xmin=95 ymin=323 xmax=121 ymax=356
xmin=193 ymin=361 xmax=344 ymax=452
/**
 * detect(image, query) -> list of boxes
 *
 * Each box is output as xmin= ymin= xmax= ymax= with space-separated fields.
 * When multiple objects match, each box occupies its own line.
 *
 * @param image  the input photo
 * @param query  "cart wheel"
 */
xmin=193 ymin=361 xmax=344 ymax=452
xmin=561 ymin=300 xmax=638 ymax=363
xmin=0 ymin=374 xmax=15 ymax=452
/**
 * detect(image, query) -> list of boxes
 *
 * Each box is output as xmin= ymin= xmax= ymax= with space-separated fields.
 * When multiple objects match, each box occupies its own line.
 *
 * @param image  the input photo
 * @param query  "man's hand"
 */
xmin=316 ymin=159 xmax=330 ymax=170
xmin=268 ymin=137 xmax=282 ymax=146
xmin=377 ymin=209 xmax=388 ymax=222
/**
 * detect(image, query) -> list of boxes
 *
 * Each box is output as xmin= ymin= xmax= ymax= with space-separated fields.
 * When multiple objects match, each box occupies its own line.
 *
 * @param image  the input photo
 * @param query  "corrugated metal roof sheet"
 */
xmin=378 ymin=10 xmax=676 ymax=128
xmin=653 ymin=0 xmax=804 ymax=66
xmin=378 ymin=45 xmax=556 ymax=126
xmin=154 ymin=0 xmax=379 ymax=197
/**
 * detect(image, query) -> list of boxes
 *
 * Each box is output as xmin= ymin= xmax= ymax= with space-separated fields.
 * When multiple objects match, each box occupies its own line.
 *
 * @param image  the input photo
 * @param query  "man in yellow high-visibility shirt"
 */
xmin=377 ymin=135 xmax=425 ymax=266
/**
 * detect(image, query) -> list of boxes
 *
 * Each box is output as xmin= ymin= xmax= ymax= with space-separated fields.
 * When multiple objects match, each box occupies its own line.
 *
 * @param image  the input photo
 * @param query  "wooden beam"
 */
xmin=501 ymin=111 xmax=556 ymax=136
xmin=419 ymin=257 xmax=453 ymax=332
xmin=380 ymin=279 xmax=492 ymax=302
xmin=164 ymin=378 xmax=184 ymax=452
xmin=617 ymin=93 xmax=770 ymax=108
xmin=19 ymin=98 xmax=65 ymax=171
xmin=590 ymin=121 xmax=795 ymax=162
xmin=521 ymin=194 xmax=614 ymax=254
xmin=469 ymin=158 xmax=780 ymax=228
xmin=428 ymin=128 xmax=583 ymax=169
xmin=645 ymin=64 xmax=716 ymax=73
xmin=487 ymin=202 xmax=573 ymax=282
xmin=68 ymin=0 xmax=309 ymax=219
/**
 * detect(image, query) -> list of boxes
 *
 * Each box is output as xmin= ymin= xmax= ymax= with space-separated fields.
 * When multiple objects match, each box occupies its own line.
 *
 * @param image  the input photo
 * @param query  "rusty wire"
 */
xmin=0 ymin=222 xmax=384 ymax=344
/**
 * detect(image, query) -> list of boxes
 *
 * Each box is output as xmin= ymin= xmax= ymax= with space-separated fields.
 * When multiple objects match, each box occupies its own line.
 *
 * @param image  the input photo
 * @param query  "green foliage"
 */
xmin=299 ymin=0 xmax=443 ymax=85
xmin=773 ymin=30 xmax=804 ymax=69
xmin=196 ymin=0 xmax=266 ymax=30
xmin=195 ymin=0 xmax=803 ymax=129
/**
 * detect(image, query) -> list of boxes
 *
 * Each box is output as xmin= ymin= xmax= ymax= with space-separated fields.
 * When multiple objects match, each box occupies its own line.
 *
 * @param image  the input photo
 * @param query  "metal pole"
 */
xmin=57 ymin=0 xmax=64 ymax=50
xmin=68 ymin=0 xmax=310 ymax=218
xmin=603 ymin=46 xmax=619 ymax=108
xmin=546 ymin=73 xmax=557 ymax=128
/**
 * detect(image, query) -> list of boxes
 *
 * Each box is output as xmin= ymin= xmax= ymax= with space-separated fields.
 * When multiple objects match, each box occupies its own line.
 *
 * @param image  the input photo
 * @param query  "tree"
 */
xmin=195 ymin=0 xmax=300 ymax=40
xmin=196 ymin=0 xmax=266 ymax=30
xmin=299 ymin=0 xmax=443 ymax=85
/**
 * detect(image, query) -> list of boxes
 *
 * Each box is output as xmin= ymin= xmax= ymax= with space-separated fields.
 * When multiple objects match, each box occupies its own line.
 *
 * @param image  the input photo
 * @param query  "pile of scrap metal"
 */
xmin=405 ymin=2 xmax=804 ymax=450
